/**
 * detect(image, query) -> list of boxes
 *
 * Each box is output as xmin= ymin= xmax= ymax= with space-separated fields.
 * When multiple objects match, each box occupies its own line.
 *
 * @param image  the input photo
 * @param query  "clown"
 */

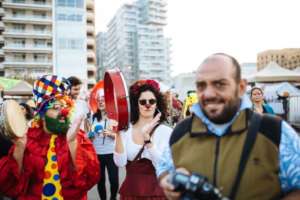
xmin=0 ymin=75 xmax=100 ymax=200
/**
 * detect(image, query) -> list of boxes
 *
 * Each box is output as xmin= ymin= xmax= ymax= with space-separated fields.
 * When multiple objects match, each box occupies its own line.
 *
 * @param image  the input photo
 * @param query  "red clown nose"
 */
xmin=145 ymin=104 xmax=151 ymax=109
xmin=60 ymin=108 xmax=70 ymax=118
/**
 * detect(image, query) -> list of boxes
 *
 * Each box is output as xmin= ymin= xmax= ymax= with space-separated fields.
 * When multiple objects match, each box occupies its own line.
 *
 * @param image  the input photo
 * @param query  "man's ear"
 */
xmin=238 ymin=79 xmax=247 ymax=97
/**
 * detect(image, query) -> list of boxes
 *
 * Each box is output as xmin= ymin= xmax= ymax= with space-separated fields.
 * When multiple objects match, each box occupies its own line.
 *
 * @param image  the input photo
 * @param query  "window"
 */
xmin=33 ymin=25 xmax=46 ymax=33
xmin=34 ymin=0 xmax=46 ymax=4
xmin=14 ymin=53 xmax=26 ymax=61
xmin=33 ymin=11 xmax=46 ymax=18
xmin=13 ymin=39 xmax=25 ymax=47
xmin=58 ymin=38 xmax=83 ymax=49
xmin=56 ymin=0 xmax=83 ymax=8
xmin=12 ymin=0 xmax=25 ymax=3
xmin=12 ymin=10 xmax=25 ymax=17
xmin=34 ymin=39 xmax=46 ymax=47
xmin=34 ymin=54 xmax=47 ymax=61
xmin=12 ymin=24 xmax=25 ymax=32
xmin=57 ymin=14 xmax=66 ymax=20
xmin=56 ymin=13 xmax=83 ymax=22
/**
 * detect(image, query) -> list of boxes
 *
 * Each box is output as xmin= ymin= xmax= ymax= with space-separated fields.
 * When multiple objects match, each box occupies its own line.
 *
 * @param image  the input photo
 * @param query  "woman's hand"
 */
xmin=101 ymin=119 xmax=119 ymax=139
xmin=141 ymin=112 xmax=161 ymax=142
xmin=103 ymin=129 xmax=116 ymax=139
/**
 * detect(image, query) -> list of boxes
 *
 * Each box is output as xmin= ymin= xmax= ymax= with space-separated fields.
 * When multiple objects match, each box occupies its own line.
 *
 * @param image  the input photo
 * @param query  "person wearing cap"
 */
xmin=88 ymin=84 xmax=119 ymax=200
xmin=0 ymin=75 xmax=100 ymax=200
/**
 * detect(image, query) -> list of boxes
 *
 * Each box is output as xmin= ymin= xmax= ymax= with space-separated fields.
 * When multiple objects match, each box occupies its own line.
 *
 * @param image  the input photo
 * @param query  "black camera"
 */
xmin=170 ymin=172 xmax=230 ymax=200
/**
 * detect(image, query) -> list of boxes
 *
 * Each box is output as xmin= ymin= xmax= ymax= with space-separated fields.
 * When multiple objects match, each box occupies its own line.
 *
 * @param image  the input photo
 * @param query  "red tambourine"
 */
xmin=104 ymin=68 xmax=130 ymax=131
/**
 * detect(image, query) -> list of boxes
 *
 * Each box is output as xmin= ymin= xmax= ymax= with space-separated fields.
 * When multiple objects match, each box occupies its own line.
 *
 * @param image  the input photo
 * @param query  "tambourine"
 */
xmin=104 ymin=68 xmax=130 ymax=131
xmin=0 ymin=100 xmax=27 ymax=139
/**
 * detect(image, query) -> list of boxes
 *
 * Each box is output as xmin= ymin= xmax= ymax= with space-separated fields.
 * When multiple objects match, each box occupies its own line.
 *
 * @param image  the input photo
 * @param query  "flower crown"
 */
xmin=130 ymin=79 xmax=160 ymax=95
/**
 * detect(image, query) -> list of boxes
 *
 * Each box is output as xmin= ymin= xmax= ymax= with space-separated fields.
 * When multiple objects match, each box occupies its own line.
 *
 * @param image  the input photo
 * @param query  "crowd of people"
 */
xmin=0 ymin=53 xmax=299 ymax=200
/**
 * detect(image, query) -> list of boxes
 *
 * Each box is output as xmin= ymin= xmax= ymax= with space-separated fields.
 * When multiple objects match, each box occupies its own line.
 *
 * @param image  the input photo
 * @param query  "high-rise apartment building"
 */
xmin=86 ymin=0 xmax=96 ymax=88
xmin=0 ymin=0 xmax=96 ymax=88
xmin=2 ymin=0 xmax=53 ymax=78
xmin=257 ymin=48 xmax=300 ymax=71
xmin=96 ymin=31 xmax=107 ymax=80
xmin=97 ymin=0 xmax=171 ymax=85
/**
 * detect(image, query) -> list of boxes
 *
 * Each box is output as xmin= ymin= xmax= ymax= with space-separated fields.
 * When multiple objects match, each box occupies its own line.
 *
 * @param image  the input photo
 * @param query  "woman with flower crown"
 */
xmin=113 ymin=79 xmax=172 ymax=199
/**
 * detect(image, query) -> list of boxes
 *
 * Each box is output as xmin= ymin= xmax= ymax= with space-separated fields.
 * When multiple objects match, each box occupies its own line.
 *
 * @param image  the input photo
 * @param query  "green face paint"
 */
xmin=44 ymin=115 xmax=70 ymax=135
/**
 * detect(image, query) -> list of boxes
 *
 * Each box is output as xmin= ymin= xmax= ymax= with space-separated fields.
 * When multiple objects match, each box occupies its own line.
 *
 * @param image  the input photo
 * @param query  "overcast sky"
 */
xmin=95 ymin=0 xmax=300 ymax=76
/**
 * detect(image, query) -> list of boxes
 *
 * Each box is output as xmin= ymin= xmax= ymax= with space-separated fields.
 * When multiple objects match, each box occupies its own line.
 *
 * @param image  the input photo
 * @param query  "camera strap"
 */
xmin=132 ymin=124 xmax=160 ymax=162
xmin=229 ymin=112 xmax=262 ymax=200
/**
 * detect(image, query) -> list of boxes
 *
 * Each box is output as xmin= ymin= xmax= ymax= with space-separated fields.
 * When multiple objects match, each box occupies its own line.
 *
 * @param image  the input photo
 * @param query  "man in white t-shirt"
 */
xmin=67 ymin=76 xmax=91 ymax=131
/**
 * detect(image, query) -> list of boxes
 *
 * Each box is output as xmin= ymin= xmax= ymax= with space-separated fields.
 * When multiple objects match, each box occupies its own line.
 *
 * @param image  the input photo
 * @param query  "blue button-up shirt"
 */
xmin=156 ymin=95 xmax=300 ymax=192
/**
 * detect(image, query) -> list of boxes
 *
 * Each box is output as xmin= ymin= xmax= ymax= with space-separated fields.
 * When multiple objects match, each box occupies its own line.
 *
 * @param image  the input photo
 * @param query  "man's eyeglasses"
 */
xmin=139 ymin=99 xmax=157 ymax=106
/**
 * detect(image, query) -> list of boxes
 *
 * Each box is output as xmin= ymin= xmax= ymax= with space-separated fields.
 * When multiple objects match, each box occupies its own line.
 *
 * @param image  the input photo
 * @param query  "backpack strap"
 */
xmin=229 ymin=112 xmax=262 ymax=200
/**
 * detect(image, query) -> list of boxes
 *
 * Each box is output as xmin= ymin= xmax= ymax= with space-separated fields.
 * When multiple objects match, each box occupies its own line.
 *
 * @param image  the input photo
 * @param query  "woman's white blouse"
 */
xmin=113 ymin=124 xmax=172 ymax=168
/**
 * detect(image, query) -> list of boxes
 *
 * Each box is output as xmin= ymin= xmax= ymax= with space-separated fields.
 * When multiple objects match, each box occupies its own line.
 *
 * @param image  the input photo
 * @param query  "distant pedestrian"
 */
xmin=250 ymin=87 xmax=275 ymax=114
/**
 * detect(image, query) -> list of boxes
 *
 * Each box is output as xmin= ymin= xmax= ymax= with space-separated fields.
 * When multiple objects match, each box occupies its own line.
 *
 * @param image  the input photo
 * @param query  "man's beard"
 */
xmin=202 ymin=91 xmax=241 ymax=124
xmin=44 ymin=115 xmax=70 ymax=135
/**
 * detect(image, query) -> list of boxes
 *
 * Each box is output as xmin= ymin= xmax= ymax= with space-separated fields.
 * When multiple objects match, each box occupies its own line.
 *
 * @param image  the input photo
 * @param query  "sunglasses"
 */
xmin=139 ymin=99 xmax=157 ymax=106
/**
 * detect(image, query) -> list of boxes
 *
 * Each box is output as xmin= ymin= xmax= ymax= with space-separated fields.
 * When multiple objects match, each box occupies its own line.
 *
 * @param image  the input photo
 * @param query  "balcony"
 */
xmin=87 ymin=49 xmax=95 ymax=58
xmin=0 ymin=49 xmax=4 ymax=57
xmin=87 ymin=64 xmax=96 ymax=72
xmin=87 ymin=78 xmax=96 ymax=85
xmin=0 ymin=21 xmax=4 ymax=30
xmin=0 ymin=8 xmax=4 ymax=17
xmin=86 ymin=0 xmax=94 ymax=10
xmin=3 ymin=15 xmax=52 ymax=25
xmin=87 ymin=24 xmax=95 ymax=34
xmin=3 ymin=0 xmax=52 ymax=11
xmin=3 ymin=45 xmax=52 ymax=53
xmin=87 ymin=12 xmax=94 ymax=21
xmin=3 ymin=59 xmax=52 ymax=68
xmin=3 ymin=30 xmax=52 ymax=39
xmin=87 ymin=38 xmax=95 ymax=46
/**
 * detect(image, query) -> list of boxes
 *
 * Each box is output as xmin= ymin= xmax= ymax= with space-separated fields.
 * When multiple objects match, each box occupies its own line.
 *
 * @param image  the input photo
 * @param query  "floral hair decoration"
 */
xmin=130 ymin=79 xmax=160 ymax=95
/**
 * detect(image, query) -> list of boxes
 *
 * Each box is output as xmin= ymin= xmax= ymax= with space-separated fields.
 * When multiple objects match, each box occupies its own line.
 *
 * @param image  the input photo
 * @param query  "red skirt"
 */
xmin=119 ymin=158 xmax=166 ymax=200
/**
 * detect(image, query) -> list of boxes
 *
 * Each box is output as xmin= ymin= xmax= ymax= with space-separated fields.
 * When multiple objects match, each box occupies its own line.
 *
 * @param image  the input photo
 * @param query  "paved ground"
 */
xmin=88 ymin=167 xmax=126 ymax=200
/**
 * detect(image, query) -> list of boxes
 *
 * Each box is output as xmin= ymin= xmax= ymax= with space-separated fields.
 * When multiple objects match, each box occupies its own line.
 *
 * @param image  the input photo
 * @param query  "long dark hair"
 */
xmin=19 ymin=103 xmax=34 ymax=120
xmin=129 ymin=83 xmax=167 ymax=125
xmin=92 ymin=109 xmax=102 ymax=122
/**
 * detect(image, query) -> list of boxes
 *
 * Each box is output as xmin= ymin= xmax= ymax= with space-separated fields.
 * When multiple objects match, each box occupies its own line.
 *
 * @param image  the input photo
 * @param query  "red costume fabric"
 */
xmin=0 ymin=128 xmax=100 ymax=200
xmin=119 ymin=159 xmax=166 ymax=200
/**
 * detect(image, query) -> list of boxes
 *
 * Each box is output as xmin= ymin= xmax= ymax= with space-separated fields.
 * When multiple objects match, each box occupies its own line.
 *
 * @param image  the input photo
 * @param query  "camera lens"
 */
xmin=202 ymin=182 xmax=213 ymax=192
xmin=174 ymin=173 xmax=189 ymax=184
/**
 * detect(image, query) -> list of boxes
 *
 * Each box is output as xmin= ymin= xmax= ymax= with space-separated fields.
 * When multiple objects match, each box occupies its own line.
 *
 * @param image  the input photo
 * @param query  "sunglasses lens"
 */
xmin=139 ymin=99 xmax=157 ymax=106
xmin=149 ymin=99 xmax=157 ymax=105
xmin=139 ymin=100 xmax=147 ymax=105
